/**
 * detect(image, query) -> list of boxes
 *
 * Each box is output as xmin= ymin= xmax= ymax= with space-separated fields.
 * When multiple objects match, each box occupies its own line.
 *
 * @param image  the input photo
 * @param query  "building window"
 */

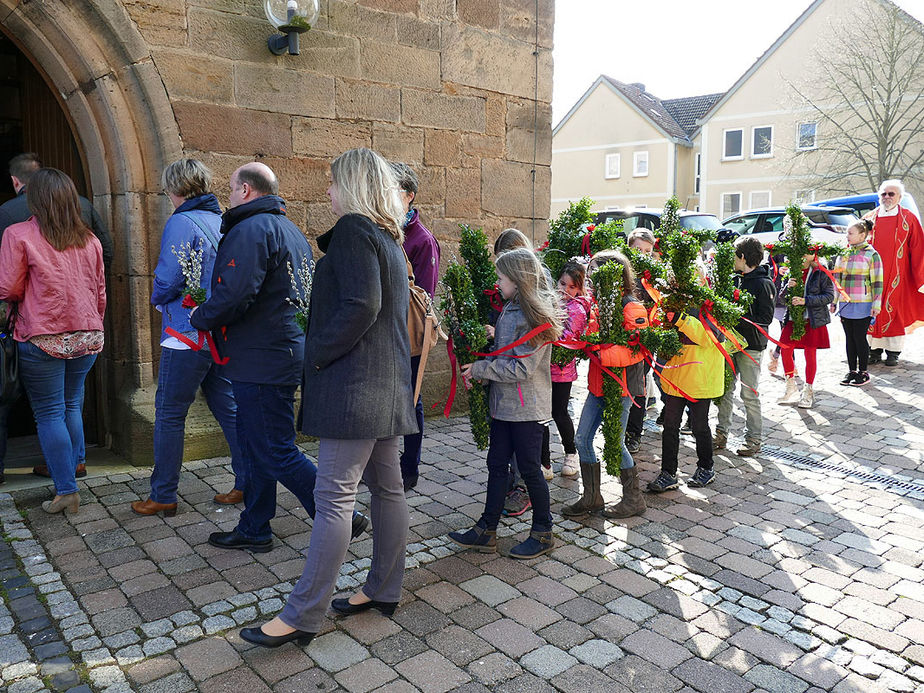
xmin=721 ymin=192 xmax=742 ymax=218
xmin=750 ymin=190 xmax=771 ymax=208
xmin=604 ymin=153 xmax=620 ymax=179
xmin=723 ymin=129 xmax=743 ymax=160
xmin=633 ymin=151 xmax=649 ymax=177
xmin=794 ymin=189 xmax=816 ymax=204
xmin=694 ymin=153 xmax=701 ymax=194
xmin=751 ymin=125 xmax=773 ymax=158
xmin=797 ymin=122 xmax=817 ymax=150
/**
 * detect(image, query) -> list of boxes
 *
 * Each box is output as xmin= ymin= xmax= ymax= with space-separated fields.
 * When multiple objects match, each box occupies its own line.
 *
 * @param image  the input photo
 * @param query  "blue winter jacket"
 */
xmin=189 ymin=195 xmax=312 ymax=385
xmin=151 ymin=194 xmax=223 ymax=343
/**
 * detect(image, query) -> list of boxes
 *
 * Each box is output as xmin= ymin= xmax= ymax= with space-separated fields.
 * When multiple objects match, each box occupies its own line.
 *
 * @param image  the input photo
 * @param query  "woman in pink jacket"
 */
xmin=0 ymin=169 xmax=106 ymax=515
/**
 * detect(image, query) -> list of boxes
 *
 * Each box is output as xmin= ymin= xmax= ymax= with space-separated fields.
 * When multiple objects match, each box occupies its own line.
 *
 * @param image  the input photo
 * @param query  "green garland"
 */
xmin=656 ymin=197 xmax=745 ymax=330
xmin=438 ymin=262 xmax=490 ymax=449
xmin=459 ymin=224 xmax=497 ymax=324
xmin=764 ymin=204 xmax=844 ymax=340
xmin=709 ymin=240 xmax=753 ymax=399
xmin=582 ymin=259 xmax=680 ymax=476
xmin=543 ymin=197 xmax=624 ymax=280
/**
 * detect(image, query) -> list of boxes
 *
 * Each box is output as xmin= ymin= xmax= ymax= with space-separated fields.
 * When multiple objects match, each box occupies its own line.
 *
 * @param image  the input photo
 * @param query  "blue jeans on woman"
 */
xmin=17 ymin=341 xmax=96 ymax=496
xmin=150 ymin=347 xmax=244 ymax=504
xmin=575 ymin=394 xmax=635 ymax=470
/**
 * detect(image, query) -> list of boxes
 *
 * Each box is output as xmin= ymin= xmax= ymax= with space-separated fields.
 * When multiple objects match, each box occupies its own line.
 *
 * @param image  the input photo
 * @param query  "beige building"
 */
xmin=551 ymin=76 xmax=719 ymax=216
xmin=553 ymin=0 xmax=923 ymax=220
xmin=0 ymin=0 xmax=554 ymax=465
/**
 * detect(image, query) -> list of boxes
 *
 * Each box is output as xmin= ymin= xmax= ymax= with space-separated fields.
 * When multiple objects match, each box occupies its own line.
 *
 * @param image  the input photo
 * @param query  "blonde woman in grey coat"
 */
xmin=240 ymin=148 xmax=416 ymax=648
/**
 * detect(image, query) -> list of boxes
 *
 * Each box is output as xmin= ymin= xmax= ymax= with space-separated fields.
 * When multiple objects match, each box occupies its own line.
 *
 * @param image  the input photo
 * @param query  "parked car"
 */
xmin=814 ymin=192 xmax=920 ymax=221
xmin=722 ymin=205 xmax=857 ymax=246
xmin=593 ymin=208 xmax=723 ymax=233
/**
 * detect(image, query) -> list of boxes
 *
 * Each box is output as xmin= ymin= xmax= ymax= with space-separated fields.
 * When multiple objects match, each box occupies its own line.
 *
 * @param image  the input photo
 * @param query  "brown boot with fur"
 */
xmin=602 ymin=466 xmax=646 ymax=519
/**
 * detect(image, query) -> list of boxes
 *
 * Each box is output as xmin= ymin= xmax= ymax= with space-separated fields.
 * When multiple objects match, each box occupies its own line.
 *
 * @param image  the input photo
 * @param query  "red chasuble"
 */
xmin=869 ymin=207 xmax=924 ymax=338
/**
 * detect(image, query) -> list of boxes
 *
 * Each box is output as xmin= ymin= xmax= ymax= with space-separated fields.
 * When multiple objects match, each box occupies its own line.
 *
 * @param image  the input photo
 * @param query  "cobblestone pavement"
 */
xmin=1 ymin=332 xmax=923 ymax=693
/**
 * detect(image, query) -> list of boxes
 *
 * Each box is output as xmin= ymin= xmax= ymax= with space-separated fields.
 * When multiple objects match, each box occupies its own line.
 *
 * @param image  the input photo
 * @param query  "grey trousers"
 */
xmin=280 ymin=436 xmax=408 ymax=632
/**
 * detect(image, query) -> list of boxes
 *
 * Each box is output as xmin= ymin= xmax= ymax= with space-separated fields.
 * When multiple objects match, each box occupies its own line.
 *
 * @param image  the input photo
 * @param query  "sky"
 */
xmin=552 ymin=0 xmax=924 ymax=127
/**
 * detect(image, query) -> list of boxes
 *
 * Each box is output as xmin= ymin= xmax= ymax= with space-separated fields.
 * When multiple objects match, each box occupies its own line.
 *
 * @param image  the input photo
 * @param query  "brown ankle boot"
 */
xmin=602 ymin=466 xmax=646 ymax=519
xmin=131 ymin=498 xmax=178 ymax=517
xmin=561 ymin=462 xmax=604 ymax=517
xmin=214 ymin=489 xmax=243 ymax=505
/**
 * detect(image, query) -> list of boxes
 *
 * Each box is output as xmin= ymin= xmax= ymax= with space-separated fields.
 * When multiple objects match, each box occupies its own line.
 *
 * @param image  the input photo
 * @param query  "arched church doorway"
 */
xmin=0 ymin=32 xmax=103 ymax=468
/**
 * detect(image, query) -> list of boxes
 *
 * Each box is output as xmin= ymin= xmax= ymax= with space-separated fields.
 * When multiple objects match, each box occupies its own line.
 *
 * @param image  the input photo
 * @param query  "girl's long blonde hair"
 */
xmin=330 ymin=148 xmax=405 ymax=243
xmin=496 ymin=248 xmax=563 ymax=346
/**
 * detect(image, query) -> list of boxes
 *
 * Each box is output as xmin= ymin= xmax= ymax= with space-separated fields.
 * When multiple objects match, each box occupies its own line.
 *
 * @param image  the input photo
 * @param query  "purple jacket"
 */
xmin=403 ymin=210 xmax=440 ymax=297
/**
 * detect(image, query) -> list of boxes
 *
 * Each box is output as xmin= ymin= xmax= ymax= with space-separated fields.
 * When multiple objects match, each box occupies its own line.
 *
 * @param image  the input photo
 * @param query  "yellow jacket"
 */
xmin=660 ymin=313 xmax=725 ymax=400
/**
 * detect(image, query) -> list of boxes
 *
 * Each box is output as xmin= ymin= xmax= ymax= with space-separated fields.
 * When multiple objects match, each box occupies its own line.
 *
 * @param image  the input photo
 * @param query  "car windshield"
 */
xmin=825 ymin=213 xmax=857 ymax=229
xmin=679 ymin=215 xmax=721 ymax=230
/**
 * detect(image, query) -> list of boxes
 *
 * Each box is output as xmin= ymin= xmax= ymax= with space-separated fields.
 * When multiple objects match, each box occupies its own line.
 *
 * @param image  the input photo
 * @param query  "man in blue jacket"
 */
xmin=190 ymin=162 xmax=368 ymax=551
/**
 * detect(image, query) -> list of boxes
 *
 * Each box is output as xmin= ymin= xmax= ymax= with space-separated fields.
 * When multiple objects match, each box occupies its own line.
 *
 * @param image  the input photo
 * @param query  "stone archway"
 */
xmin=1 ymin=0 xmax=182 ymax=459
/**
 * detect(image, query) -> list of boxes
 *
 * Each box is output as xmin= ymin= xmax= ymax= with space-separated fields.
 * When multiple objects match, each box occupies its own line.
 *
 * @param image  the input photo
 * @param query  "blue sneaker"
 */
xmin=448 ymin=524 xmax=497 ymax=553
xmin=688 ymin=467 xmax=716 ymax=488
xmin=646 ymin=471 xmax=679 ymax=493
xmin=509 ymin=531 xmax=555 ymax=560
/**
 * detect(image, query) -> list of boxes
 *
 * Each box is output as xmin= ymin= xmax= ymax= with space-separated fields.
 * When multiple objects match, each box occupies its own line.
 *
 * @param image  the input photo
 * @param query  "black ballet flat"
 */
xmin=330 ymin=597 xmax=398 ymax=616
xmin=239 ymin=626 xmax=315 ymax=648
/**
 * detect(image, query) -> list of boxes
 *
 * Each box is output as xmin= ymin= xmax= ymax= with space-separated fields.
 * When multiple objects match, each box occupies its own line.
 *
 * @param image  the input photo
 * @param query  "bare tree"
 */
xmin=785 ymin=0 xmax=924 ymax=194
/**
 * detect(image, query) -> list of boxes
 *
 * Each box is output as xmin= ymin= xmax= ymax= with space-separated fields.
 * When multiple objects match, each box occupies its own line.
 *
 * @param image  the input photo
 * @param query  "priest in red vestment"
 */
xmin=866 ymin=180 xmax=924 ymax=367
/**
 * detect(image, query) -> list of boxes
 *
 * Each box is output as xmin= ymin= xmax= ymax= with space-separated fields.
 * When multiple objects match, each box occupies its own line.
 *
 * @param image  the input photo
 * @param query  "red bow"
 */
xmin=181 ymin=293 xmax=198 ymax=309
xmin=733 ymin=288 xmax=740 ymax=302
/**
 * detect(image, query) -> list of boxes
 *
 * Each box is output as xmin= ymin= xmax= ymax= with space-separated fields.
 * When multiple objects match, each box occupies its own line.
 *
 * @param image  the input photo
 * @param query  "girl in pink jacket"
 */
xmin=548 ymin=261 xmax=591 ymax=477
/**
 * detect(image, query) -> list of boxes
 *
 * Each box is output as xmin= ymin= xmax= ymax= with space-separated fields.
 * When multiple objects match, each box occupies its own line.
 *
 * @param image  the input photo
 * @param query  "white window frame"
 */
xmin=694 ymin=152 xmax=701 ymax=194
xmin=751 ymin=125 xmax=774 ymax=158
xmin=604 ymin=153 xmax=621 ymax=179
xmin=721 ymin=192 xmax=742 ymax=218
xmin=794 ymin=188 xmax=816 ymax=204
xmin=796 ymin=121 xmax=818 ymax=151
xmin=633 ymin=151 xmax=649 ymax=177
xmin=749 ymin=190 xmax=772 ymax=209
xmin=722 ymin=128 xmax=744 ymax=160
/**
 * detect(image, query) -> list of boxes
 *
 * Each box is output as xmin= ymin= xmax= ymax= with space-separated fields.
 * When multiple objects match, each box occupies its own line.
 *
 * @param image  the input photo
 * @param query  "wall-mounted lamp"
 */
xmin=265 ymin=0 xmax=320 ymax=56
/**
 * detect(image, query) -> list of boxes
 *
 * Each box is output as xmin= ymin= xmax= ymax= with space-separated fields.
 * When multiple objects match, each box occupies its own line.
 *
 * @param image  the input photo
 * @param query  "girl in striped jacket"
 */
xmin=832 ymin=220 xmax=884 ymax=386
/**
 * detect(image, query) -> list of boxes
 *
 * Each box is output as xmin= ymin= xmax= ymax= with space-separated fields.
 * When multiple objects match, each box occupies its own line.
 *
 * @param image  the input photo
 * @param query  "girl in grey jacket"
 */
xmin=449 ymin=248 xmax=562 ymax=560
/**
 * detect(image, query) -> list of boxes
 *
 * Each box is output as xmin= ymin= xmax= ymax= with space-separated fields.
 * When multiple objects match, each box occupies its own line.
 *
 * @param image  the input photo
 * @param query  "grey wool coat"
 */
xmin=300 ymin=213 xmax=417 ymax=440
xmin=469 ymin=299 xmax=552 ymax=422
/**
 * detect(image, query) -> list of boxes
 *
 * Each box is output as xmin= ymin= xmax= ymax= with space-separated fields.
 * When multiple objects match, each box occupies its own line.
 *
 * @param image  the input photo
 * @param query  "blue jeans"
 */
xmin=150 ymin=347 xmax=244 ymax=504
xmin=399 ymin=355 xmax=424 ymax=484
xmin=480 ymin=419 xmax=551 ymax=532
xmin=17 ymin=341 xmax=96 ymax=496
xmin=575 ymin=394 xmax=635 ymax=470
xmin=233 ymin=382 xmax=317 ymax=542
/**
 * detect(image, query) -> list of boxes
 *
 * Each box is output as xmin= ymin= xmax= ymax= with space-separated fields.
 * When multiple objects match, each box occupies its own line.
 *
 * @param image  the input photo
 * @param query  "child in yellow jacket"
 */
xmin=647 ymin=310 xmax=725 ymax=492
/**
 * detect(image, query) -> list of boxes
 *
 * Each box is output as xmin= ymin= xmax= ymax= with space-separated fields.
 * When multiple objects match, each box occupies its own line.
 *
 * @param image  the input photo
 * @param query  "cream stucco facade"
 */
xmin=553 ymin=0 xmax=923 ymax=222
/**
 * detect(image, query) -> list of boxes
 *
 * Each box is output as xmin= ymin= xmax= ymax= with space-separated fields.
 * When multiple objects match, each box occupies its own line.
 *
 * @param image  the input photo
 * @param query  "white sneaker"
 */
xmin=798 ymin=384 xmax=814 ymax=409
xmin=561 ymin=453 xmax=580 ymax=477
xmin=778 ymin=376 xmax=800 ymax=405
xmin=542 ymin=465 xmax=554 ymax=481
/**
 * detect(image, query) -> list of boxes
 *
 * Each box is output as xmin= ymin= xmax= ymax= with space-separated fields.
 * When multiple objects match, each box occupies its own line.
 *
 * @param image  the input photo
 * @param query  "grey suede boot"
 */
xmin=561 ymin=462 xmax=604 ymax=517
xmin=602 ymin=467 xmax=646 ymax=519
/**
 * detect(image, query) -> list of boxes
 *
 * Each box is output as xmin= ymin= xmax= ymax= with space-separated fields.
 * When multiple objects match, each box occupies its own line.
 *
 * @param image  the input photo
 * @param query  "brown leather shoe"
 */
xmin=33 ymin=463 xmax=87 ymax=478
xmin=131 ymin=498 xmax=178 ymax=517
xmin=214 ymin=489 xmax=244 ymax=505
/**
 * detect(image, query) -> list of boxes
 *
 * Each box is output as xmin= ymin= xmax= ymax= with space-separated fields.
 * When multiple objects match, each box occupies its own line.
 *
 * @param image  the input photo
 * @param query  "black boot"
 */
xmin=868 ymin=348 xmax=883 ymax=365
xmin=884 ymin=351 xmax=900 ymax=367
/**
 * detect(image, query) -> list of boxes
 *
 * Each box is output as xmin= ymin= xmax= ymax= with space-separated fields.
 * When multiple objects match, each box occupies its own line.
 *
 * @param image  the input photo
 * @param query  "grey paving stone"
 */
xmin=308 ymin=631 xmax=370 ymax=673
xmin=745 ymin=664 xmax=810 ymax=693
xmin=672 ymin=657 xmax=756 ymax=693
xmin=458 ymin=575 xmax=520 ymax=607
xmin=520 ymin=644 xmax=577 ymax=678
xmin=569 ymin=638 xmax=624 ymax=667
xmin=395 ymin=650 xmax=471 ymax=693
